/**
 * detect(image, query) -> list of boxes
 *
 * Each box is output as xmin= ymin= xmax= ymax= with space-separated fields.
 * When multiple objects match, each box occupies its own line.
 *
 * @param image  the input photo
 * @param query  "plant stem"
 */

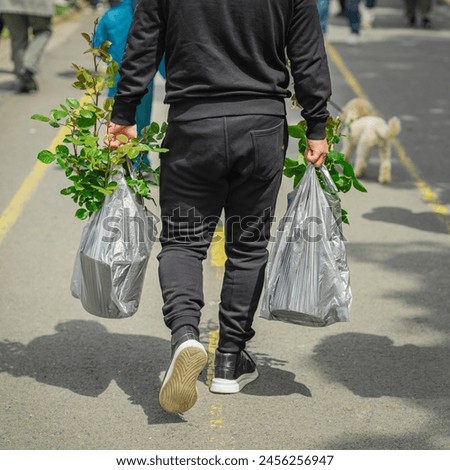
xmin=92 ymin=55 xmax=99 ymax=137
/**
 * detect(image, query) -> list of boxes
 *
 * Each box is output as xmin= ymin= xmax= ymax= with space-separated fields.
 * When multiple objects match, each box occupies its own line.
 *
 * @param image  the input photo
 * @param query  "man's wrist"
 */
xmin=110 ymin=100 xmax=137 ymax=126
xmin=305 ymin=118 xmax=327 ymax=140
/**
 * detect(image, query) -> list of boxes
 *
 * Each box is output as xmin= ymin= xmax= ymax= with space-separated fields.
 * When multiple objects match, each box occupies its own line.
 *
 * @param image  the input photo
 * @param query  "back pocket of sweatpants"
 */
xmin=251 ymin=119 xmax=286 ymax=180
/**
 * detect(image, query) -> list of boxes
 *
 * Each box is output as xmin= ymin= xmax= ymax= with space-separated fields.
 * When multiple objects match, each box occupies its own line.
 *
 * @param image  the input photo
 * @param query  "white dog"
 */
xmin=340 ymin=99 xmax=401 ymax=184
xmin=340 ymin=98 xmax=374 ymax=122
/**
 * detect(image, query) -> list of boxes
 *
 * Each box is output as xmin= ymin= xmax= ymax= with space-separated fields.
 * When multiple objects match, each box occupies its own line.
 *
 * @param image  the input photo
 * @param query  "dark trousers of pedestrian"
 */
xmin=404 ymin=0 xmax=432 ymax=21
xmin=157 ymin=114 xmax=287 ymax=353
xmin=2 ymin=13 xmax=52 ymax=76
xmin=346 ymin=0 xmax=362 ymax=34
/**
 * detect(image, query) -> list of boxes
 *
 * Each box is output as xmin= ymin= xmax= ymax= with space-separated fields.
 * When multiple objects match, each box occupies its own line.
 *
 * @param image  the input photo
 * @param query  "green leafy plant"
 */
xmin=32 ymin=26 xmax=167 ymax=220
xmin=54 ymin=1 xmax=77 ymax=18
xmin=284 ymin=106 xmax=367 ymax=224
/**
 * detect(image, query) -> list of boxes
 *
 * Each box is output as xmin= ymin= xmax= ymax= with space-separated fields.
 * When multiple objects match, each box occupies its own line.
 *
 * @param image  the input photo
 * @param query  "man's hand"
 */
xmin=105 ymin=121 xmax=137 ymax=149
xmin=304 ymin=138 xmax=328 ymax=168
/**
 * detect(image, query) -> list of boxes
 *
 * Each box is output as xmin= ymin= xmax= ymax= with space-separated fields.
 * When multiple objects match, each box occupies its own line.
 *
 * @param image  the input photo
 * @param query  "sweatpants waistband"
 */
xmin=167 ymin=96 xmax=287 ymax=122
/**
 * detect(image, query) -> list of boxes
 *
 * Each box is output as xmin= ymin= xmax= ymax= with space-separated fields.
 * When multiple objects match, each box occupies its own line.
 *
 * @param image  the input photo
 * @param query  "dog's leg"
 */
xmin=354 ymin=139 xmax=372 ymax=178
xmin=378 ymin=142 xmax=392 ymax=184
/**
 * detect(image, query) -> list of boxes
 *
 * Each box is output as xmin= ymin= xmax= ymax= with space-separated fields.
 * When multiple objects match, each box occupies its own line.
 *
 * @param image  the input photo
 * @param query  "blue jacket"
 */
xmin=94 ymin=0 xmax=134 ymax=96
xmin=93 ymin=0 xmax=165 ymax=137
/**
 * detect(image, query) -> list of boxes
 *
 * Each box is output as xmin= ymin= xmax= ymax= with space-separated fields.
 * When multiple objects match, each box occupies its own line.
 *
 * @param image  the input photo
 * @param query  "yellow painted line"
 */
xmin=210 ymin=224 xmax=227 ymax=267
xmin=209 ymin=403 xmax=224 ymax=430
xmin=0 ymin=160 xmax=50 ymax=244
xmin=326 ymin=43 xmax=370 ymax=102
xmin=327 ymin=42 xmax=450 ymax=233
xmin=206 ymin=329 xmax=219 ymax=387
xmin=0 ymin=126 xmax=69 ymax=244
xmin=0 ymin=95 xmax=91 ymax=245
xmin=206 ymin=329 xmax=224 ymax=441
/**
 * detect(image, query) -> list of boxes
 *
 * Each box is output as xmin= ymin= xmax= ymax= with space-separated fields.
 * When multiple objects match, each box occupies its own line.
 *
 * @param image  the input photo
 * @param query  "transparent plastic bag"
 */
xmin=261 ymin=164 xmax=352 ymax=327
xmin=71 ymin=166 xmax=157 ymax=318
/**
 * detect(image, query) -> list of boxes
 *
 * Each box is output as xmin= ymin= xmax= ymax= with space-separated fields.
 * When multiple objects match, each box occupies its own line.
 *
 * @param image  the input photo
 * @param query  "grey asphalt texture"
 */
xmin=0 ymin=1 xmax=449 ymax=451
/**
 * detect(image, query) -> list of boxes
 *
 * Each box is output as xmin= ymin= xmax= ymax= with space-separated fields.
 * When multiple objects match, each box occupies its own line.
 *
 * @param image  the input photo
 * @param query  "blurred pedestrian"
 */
xmin=404 ymin=0 xmax=433 ymax=28
xmin=317 ymin=0 xmax=331 ymax=34
xmin=346 ymin=0 xmax=362 ymax=44
xmin=337 ymin=0 xmax=346 ymax=16
xmin=0 ymin=0 xmax=54 ymax=93
xmin=317 ymin=0 xmax=364 ymax=43
xmin=89 ymin=0 xmax=104 ymax=10
xmin=361 ymin=0 xmax=376 ymax=29
xmin=107 ymin=0 xmax=331 ymax=414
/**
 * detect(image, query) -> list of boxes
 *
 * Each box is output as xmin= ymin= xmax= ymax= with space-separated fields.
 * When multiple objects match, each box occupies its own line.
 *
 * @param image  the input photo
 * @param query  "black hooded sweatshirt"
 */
xmin=111 ymin=0 xmax=331 ymax=139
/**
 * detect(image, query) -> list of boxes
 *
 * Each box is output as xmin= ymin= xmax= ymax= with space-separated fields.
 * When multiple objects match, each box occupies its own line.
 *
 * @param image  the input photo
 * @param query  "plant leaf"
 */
xmin=75 ymin=208 xmax=89 ymax=220
xmin=293 ymin=172 xmax=303 ymax=189
xmin=116 ymin=134 xmax=129 ymax=144
xmin=352 ymin=177 xmax=368 ymax=193
xmin=37 ymin=150 xmax=56 ymax=164
xmin=60 ymin=186 xmax=75 ymax=195
xmin=150 ymin=122 xmax=160 ymax=134
xmin=81 ymin=32 xmax=91 ymax=44
xmin=76 ymin=114 xmax=96 ymax=129
xmin=288 ymin=124 xmax=305 ymax=139
xmin=31 ymin=114 xmax=50 ymax=122
xmin=284 ymin=157 xmax=299 ymax=168
xmin=66 ymin=98 xmax=80 ymax=109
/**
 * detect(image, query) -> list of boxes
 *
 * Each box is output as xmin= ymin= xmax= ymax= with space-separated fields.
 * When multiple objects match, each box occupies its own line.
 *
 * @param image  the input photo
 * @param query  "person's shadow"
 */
xmin=311 ymin=333 xmax=450 ymax=449
xmin=0 ymin=320 xmax=311 ymax=423
xmin=362 ymin=207 xmax=448 ymax=234
xmin=0 ymin=320 xmax=182 ymax=424
xmin=241 ymin=352 xmax=312 ymax=398
xmin=312 ymin=333 xmax=450 ymax=399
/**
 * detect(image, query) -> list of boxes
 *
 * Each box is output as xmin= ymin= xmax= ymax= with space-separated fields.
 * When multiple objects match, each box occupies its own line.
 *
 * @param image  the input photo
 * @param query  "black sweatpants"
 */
xmin=157 ymin=114 xmax=288 ymax=353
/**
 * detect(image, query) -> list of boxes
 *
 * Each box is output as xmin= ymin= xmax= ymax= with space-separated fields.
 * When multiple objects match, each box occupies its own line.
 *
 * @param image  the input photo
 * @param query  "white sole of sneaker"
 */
xmin=159 ymin=340 xmax=208 ymax=413
xmin=210 ymin=370 xmax=259 ymax=394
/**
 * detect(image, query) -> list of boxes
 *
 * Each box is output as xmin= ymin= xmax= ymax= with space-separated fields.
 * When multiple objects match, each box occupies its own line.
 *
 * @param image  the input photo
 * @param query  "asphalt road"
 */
xmin=0 ymin=1 xmax=449 ymax=453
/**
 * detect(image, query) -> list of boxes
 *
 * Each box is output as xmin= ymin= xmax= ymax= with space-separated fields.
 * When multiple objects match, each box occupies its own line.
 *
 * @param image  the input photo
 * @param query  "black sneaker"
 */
xmin=17 ymin=70 xmax=38 ymax=93
xmin=210 ymin=349 xmax=259 ymax=394
xmin=159 ymin=326 xmax=207 ymax=413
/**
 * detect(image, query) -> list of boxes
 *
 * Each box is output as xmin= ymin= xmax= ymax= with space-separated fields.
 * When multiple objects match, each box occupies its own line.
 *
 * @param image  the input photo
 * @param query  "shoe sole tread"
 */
xmin=159 ymin=343 xmax=207 ymax=413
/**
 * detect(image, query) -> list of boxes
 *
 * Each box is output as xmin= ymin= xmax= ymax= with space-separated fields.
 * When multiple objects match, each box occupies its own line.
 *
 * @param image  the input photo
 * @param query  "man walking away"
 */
xmin=107 ymin=0 xmax=331 ymax=414
xmin=0 ymin=0 xmax=54 ymax=93
xmin=404 ymin=0 xmax=433 ymax=28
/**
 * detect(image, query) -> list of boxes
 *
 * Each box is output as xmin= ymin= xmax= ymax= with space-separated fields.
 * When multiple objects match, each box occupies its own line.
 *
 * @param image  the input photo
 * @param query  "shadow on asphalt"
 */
xmin=312 ymin=333 xmax=450 ymax=399
xmin=0 ymin=79 xmax=16 ymax=91
xmin=312 ymin=332 xmax=450 ymax=449
xmin=313 ymin=239 xmax=450 ymax=448
xmin=363 ymin=206 xmax=449 ymax=233
xmin=0 ymin=320 xmax=185 ymax=425
xmin=0 ymin=319 xmax=314 ymax=423
xmin=437 ymin=186 xmax=450 ymax=207
xmin=347 ymin=241 xmax=450 ymax=334
xmin=56 ymin=69 xmax=77 ymax=79
xmin=242 ymin=352 xmax=312 ymax=398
